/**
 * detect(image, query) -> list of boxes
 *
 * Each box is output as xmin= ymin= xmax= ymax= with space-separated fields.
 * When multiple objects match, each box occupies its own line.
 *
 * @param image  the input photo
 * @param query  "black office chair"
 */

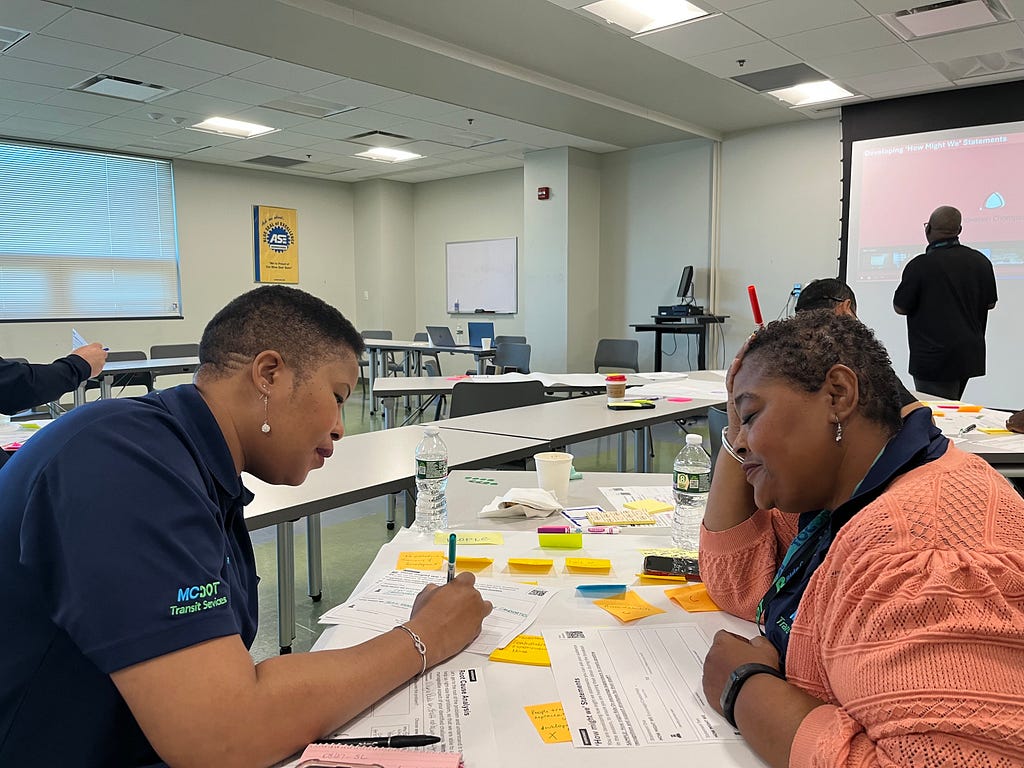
xmin=449 ymin=380 xmax=547 ymax=418
xmin=594 ymin=338 xmax=639 ymax=373
xmin=84 ymin=350 xmax=154 ymax=395
xmin=150 ymin=343 xmax=199 ymax=359
xmin=493 ymin=335 xmax=527 ymax=346
xmin=485 ymin=342 xmax=531 ymax=374
xmin=359 ymin=330 xmax=404 ymax=391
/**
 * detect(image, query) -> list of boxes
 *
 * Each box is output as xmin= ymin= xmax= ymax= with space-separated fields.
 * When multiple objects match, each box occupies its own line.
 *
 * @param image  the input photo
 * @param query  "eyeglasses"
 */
xmin=721 ymin=426 xmax=744 ymax=464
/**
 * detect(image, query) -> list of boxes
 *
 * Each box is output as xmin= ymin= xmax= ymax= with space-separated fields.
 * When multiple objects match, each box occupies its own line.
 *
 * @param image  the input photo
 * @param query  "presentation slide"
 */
xmin=846 ymin=120 xmax=1024 ymax=409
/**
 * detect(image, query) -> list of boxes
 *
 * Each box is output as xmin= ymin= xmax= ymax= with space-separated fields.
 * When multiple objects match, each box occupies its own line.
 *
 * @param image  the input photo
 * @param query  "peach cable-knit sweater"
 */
xmin=700 ymin=444 xmax=1024 ymax=768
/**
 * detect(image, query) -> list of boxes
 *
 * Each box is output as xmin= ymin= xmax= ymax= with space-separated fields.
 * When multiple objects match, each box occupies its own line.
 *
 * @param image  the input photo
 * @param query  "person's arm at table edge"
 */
xmin=703 ymin=436 xmax=757 ymax=532
xmin=0 ymin=351 xmax=95 ymax=413
xmin=733 ymin=673 xmax=826 ymax=768
xmin=112 ymin=574 xmax=490 ymax=768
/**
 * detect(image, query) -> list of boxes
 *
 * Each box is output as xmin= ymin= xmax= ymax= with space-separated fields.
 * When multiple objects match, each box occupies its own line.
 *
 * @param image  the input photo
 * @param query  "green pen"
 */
xmin=447 ymin=533 xmax=457 ymax=583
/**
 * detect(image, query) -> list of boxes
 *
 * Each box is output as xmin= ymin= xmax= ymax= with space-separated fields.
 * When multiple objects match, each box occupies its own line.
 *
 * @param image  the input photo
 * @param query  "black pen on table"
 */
xmin=317 ymin=735 xmax=441 ymax=748
xmin=447 ymin=532 xmax=457 ymax=583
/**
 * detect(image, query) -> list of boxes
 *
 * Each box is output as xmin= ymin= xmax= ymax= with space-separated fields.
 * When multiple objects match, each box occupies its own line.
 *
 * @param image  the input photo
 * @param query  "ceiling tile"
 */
xmin=375 ymin=94 xmax=463 ymax=119
xmin=910 ymin=22 xmax=1024 ymax=63
xmin=330 ymin=107 xmax=410 ymax=130
xmin=844 ymin=64 xmax=950 ymax=96
xmin=810 ymin=43 xmax=926 ymax=78
xmin=732 ymin=0 xmax=868 ymax=38
xmin=191 ymin=75 xmax=294 ymax=105
xmin=776 ymin=18 xmax=899 ymax=59
xmin=6 ymin=33 xmax=132 ymax=72
xmin=181 ymin=145 xmax=262 ymax=162
xmin=15 ymin=102 xmax=105 ymax=126
xmin=685 ymin=40 xmax=800 ymax=76
xmin=43 ymin=88 xmax=139 ymax=115
xmin=545 ymin=0 xmax=589 ymax=9
xmin=475 ymin=139 xmax=542 ymax=156
xmin=151 ymin=90 xmax=250 ymax=118
xmin=393 ymin=139 xmax=453 ymax=155
xmin=223 ymin=105 xmax=315 ymax=129
xmin=245 ymin=127 xmax=324 ymax=148
xmin=855 ymin=0 xmax=924 ymax=13
xmin=89 ymin=115 xmax=181 ymax=136
xmin=0 ymin=0 xmax=68 ymax=31
xmin=289 ymin=121 xmax=367 ymax=141
xmin=636 ymin=15 xmax=764 ymax=60
xmin=0 ymin=99 xmax=29 ymax=117
xmin=0 ymin=114 xmax=77 ymax=136
xmin=0 ymin=56 xmax=91 ymax=88
xmin=705 ymin=0 xmax=772 ymax=9
xmin=39 ymin=9 xmax=176 ymax=54
xmin=436 ymin=147 xmax=492 ymax=161
xmin=143 ymin=35 xmax=267 ymax=74
xmin=107 ymin=56 xmax=220 ymax=90
xmin=232 ymin=58 xmax=342 ymax=91
xmin=0 ymin=77 xmax=59 ymax=103
xmin=1005 ymin=0 xmax=1024 ymax=14
xmin=304 ymin=78 xmax=406 ymax=106
xmin=469 ymin=155 xmax=525 ymax=169
xmin=60 ymin=125 xmax=154 ymax=148
xmin=148 ymin=128 xmax=238 ymax=147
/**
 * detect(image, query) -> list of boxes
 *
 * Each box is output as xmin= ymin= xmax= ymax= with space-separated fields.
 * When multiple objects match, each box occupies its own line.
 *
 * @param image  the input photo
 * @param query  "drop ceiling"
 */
xmin=0 ymin=0 xmax=1022 ymax=182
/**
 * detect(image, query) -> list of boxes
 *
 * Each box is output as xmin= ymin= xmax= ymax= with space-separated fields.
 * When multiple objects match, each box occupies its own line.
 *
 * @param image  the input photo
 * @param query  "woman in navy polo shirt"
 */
xmin=0 ymin=286 xmax=492 ymax=768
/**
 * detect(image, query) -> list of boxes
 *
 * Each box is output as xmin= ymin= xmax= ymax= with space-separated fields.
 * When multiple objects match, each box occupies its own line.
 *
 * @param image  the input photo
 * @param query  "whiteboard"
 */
xmin=446 ymin=237 xmax=518 ymax=314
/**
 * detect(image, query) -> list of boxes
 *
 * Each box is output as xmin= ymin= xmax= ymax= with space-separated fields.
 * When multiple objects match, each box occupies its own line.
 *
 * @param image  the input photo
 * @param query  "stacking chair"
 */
xmin=359 ymin=330 xmax=403 ymax=390
xmin=594 ymin=338 xmax=639 ymax=373
xmin=150 ymin=343 xmax=199 ymax=359
xmin=84 ymin=350 xmax=154 ymax=396
xmin=449 ymin=380 xmax=547 ymax=418
xmin=486 ymin=342 xmax=531 ymax=374
xmin=413 ymin=332 xmax=442 ymax=377
xmin=468 ymin=334 xmax=527 ymax=375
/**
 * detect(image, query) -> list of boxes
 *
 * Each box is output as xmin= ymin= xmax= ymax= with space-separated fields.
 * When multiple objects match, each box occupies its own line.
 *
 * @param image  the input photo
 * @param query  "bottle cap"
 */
xmin=424 ymin=426 xmax=440 ymax=435
xmin=685 ymin=433 xmax=702 ymax=445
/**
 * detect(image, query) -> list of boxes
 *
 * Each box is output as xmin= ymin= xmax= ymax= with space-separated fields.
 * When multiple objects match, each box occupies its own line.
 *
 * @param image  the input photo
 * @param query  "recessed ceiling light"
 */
xmin=580 ymin=0 xmax=709 ymax=34
xmin=767 ymin=80 xmax=855 ymax=107
xmin=188 ymin=117 xmax=278 ymax=139
xmin=355 ymin=147 xmax=423 ymax=163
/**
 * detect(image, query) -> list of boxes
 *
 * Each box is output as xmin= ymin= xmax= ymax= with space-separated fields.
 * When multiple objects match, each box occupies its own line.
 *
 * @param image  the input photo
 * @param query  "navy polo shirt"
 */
xmin=0 ymin=385 xmax=259 ymax=767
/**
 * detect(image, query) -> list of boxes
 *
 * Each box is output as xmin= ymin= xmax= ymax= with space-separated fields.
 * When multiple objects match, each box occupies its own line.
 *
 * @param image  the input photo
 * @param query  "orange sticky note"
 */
xmin=594 ymin=590 xmax=665 ymax=622
xmin=489 ymin=634 xmax=551 ymax=666
xmin=565 ymin=557 xmax=611 ymax=573
xmin=395 ymin=551 xmax=444 ymax=571
xmin=665 ymin=583 xmax=721 ymax=612
xmin=454 ymin=555 xmax=493 ymax=571
xmin=508 ymin=557 xmax=554 ymax=572
xmin=524 ymin=702 xmax=572 ymax=743
xmin=958 ymin=404 xmax=983 ymax=412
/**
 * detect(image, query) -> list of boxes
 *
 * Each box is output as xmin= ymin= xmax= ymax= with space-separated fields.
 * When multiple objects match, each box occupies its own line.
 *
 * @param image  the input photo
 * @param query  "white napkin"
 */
xmin=478 ymin=487 xmax=563 ymax=519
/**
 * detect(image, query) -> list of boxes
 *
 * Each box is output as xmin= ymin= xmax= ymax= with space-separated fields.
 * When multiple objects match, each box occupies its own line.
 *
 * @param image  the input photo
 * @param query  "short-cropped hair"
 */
xmin=795 ymin=278 xmax=858 ymax=314
xmin=744 ymin=310 xmax=901 ymax=434
xmin=198 ymin=286 xmax=364 ymax=380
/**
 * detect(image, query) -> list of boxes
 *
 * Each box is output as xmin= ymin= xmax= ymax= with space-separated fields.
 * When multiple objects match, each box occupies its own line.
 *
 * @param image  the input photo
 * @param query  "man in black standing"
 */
xmin=894 ymin=205 xmax=997 ymax=400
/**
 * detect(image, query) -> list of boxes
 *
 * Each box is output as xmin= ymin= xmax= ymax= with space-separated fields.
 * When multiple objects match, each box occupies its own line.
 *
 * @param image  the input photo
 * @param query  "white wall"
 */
xmin=599 ymin=139 xmax=715 ymax=372
xmin=411 ymin=168 xmax=524 ymax=345
xmin=718 ymin=119 xmax=842 ymax=361
xmin=1 ymin=159 xmax=357 ymax=366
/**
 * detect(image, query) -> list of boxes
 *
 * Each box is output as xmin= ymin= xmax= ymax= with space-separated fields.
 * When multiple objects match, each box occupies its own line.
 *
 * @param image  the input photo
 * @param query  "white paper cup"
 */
xmin=481 ymin=337 xmax=491 ymax=350
xmin=534 ymin=451 xmax=573 ymax=502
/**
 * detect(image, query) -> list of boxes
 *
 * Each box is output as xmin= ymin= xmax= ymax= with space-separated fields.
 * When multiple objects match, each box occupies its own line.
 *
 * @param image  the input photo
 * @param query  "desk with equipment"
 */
xmin=630 ymin=315 xmax=728 ymax=372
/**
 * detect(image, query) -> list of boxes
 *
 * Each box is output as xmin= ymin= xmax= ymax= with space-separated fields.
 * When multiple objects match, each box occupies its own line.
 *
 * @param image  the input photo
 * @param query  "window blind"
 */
xmin=0 ymin=140 xmax=182 ymax=321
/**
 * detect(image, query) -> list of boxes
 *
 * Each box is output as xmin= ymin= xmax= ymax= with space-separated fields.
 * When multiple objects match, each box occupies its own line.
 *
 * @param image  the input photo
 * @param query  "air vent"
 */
xmin=730 ymin=63 xmax=827 ymax=93
xmin=345 ymin=130 xmax=412 ymax=147
xmin=444 ymin=131 xmax=501 ymax=148
xmin=262 ymin=94 xmax=355 ymax=118
xmin=934 ymin=47 xmax=1024 ymax=79
xmin=243 ymin=155 xmax=306 ymax=168
xmin=879 ymin=0 xmax=1010 ymax=41
xmin=71 ymin=74 xmax=177 ymax=103
xmin=0 ymin=26 xmax=29 ymax=52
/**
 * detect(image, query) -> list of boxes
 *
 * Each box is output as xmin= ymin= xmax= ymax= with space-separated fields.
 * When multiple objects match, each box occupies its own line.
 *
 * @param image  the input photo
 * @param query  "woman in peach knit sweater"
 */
xmin=698 ymin=311 xmax=1024 ymax=768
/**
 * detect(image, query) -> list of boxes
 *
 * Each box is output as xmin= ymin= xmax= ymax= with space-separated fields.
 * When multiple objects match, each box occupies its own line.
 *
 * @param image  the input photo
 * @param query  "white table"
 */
xmin=243 ymin=425 xmax=548 ymax=652
xmin=73 ymin=355 xmax=200 ymax=406
xmin=312 ymin=527 xmax=762 ymax=768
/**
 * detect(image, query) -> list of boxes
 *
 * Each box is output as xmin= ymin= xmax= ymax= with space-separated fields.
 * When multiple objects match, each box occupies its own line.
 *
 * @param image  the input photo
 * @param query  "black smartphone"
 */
xmin=643 ymin=554 xmax=700 ymax=578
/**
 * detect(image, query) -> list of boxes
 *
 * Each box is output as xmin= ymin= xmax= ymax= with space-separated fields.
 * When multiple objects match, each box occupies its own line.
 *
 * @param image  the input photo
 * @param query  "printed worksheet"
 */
xmin=542 ymin=624 xmax=740 ymax=747
xmin=599 ymin=486 xmax=678 ymax=526
xmin=319 ymin=570 xmax=555 ymax=654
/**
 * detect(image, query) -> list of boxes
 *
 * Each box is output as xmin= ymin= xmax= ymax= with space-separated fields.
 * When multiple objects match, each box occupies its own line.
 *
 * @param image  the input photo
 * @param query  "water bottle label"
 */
xmin=674 ymin=470 xmax=710 ymax=493
xmin=417 ymin=458 xmax=447 ymax=480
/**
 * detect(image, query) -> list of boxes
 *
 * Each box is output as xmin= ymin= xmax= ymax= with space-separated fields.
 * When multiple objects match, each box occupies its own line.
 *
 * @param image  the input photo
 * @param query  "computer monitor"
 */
xmin=676 ymin=265 xmax=694 ymax=301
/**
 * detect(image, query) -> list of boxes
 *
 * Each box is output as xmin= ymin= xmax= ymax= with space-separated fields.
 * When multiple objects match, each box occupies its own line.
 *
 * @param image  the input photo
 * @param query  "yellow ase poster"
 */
xmin=253 ymin=205 xmax=299 ymax=283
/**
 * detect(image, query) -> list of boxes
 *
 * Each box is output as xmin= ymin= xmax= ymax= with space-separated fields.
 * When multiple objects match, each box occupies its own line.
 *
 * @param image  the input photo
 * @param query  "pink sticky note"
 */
xmin=445 ymin=375 xmax=471 ymax=380
xmin=667 ymin=397 xmax=693 ymax=403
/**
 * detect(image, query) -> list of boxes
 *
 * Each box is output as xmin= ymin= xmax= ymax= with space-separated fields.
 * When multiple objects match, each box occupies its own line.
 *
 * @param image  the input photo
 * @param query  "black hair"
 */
xmin=744 ymin=310 xmax=902 ymax=434
xmin=198 ymin=286 xmax=364 ymax=380
xmin=794 ymin=278 xmax=858 ymax=314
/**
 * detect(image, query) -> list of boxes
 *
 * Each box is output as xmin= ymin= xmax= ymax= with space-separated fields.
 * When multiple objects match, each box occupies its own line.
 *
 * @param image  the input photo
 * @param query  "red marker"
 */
xmin=747 ymin=285 xmax=763 ymax=327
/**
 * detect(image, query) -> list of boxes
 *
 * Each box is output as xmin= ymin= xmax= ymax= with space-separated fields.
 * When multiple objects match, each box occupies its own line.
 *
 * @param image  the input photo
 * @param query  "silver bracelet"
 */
xmin=721 ymin=426 xmax=744 ymax=464
xmin=394 ymin=624 xmax=427 ymax=676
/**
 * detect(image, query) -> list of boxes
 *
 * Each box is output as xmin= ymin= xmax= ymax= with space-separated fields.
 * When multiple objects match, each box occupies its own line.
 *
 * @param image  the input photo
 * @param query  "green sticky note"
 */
xmin=538 ymin=532 xmax=583 ymax=549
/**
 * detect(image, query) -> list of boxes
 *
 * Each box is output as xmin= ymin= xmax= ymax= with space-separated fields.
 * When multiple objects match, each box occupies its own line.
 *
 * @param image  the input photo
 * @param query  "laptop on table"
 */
xmin=425 ymin=325 xmax=467 ymax=347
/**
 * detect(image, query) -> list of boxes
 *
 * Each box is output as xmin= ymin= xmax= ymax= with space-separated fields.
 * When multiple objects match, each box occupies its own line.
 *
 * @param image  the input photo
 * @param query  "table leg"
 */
xmin=369 ymin=351 xmax=379 ymax=414
xmin=617 ymin=433 xmax=626 ymax=471
xmin=698 ymin=325 xmax=707 ymax=370
xmin=306 ymin=513 xmax=322 ymax=602
xmin=276 ymin=521 xmax=295 ymax=654
xmin=405 ymin=488 xmax=416 ymax=528
xmin=476 ymin=354 xmax=487 ymax=374
xmin=654 ymin=332 xmax=663 ymax=373
xmin=382 ymin=396 xmax=397 ymax=429
xmin=74 ymin=382 xmax=86 ymax=408
xmin=386 ymin=493 xmax=396 ymax=530
xmin=634 ymin=428 xmax=644 ymax=472
xmin=100 ymin=374 xmax=113 ymax=399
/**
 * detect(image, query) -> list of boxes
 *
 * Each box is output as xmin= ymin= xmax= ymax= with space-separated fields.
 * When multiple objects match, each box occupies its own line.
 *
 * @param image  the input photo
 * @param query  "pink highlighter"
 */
xmin=747 ymin=284 xmax=763 ymax=328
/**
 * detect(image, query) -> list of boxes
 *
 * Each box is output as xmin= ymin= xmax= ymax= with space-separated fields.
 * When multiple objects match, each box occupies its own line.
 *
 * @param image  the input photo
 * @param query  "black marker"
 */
xmin=317 ymin=735 xmax=441 ymax=748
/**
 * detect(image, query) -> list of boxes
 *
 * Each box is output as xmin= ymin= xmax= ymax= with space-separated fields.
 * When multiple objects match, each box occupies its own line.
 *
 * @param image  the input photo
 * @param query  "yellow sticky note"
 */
xmin=594 ymin=590 xmax=666 ymax=622
xmin=395 ymin=551 xmax=444 ymax=571
xmin=565 ymin=557 xmax=611 ymax=573
xmin=489 ymin=634 xmax=551 ymax=666
xmin=931 ymin=410 xmax=945 ymax=417
xmin=524 ymin=702 xmax=572 ymax=743
xmin=508 ymin=557 xmax=554 ymax=572
xmin=434 ymin=531 xmax=504 ymax=545
xmin=454 ymin=556 xmax=493 ymax=571
xmin=665 ymin=583 xmax=721 ymax=612
xmin=538 ymin=532 xmax=583 ymax=548
xmin=637 ymin=572 xmax=691 ymax=583
xmin=979 ymin=428 xmax=1013 ymax=435
xmin=623 ymin=498 xmax=674 ymax=514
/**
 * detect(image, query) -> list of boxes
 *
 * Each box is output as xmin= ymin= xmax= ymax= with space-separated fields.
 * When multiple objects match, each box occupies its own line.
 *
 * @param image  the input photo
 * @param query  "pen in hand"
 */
xmin=447 ymin=533 xmax=457 ymax=583
xmin=959 ymin=423 xmax=977 ymax=436
xmin=317 ymin=735 xmax=441 ymax=748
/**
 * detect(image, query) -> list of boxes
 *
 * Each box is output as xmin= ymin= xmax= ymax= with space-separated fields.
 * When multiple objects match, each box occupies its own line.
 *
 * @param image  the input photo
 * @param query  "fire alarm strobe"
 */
xmin=537 ymin=186 xmax=550 ymax=200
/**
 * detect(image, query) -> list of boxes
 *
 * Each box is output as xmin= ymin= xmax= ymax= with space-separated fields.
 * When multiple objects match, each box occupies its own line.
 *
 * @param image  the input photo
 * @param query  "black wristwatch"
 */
xmin=720 ymin=662 xmax=786 ymax=728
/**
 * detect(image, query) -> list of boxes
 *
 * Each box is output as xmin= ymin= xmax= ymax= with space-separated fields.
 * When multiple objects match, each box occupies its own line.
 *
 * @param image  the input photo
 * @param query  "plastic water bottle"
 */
xmin=671 ymin=433 xmax=711 ymax=549
xmin=454 ymin=298 xmax=460 ymax=313
xmin=414 ymin=427 xmax=448 ymax=533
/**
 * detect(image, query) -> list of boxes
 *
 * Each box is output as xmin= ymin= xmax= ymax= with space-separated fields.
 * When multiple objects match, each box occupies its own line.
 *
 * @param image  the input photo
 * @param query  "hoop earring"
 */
xmin=261 ymin=394 xmax=271 ymax=435
xmin=834 ymin=420 xmax=843 ymax=443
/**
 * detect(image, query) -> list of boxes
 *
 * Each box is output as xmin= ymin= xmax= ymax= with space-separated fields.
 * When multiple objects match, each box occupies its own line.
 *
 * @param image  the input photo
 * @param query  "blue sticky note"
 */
xmin=575 ymin=584 xmax=627 ymax=597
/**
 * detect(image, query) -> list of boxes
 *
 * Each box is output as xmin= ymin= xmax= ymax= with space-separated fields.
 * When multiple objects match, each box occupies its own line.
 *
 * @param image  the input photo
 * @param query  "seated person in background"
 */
xmin=699 ymin=311 xmax=1024 ymax=768
xmin=0 ymin=343 xmax=107 ymax=415
xmin=0 ymin=286 xmax=492 ymax=768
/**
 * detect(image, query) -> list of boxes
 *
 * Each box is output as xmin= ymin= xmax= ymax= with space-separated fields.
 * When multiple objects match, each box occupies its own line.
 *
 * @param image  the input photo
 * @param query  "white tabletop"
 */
xmin=372 ymin=372 xmax=671 ymax=398
xmin=94 ymin=356 xmax=200 ymax=376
